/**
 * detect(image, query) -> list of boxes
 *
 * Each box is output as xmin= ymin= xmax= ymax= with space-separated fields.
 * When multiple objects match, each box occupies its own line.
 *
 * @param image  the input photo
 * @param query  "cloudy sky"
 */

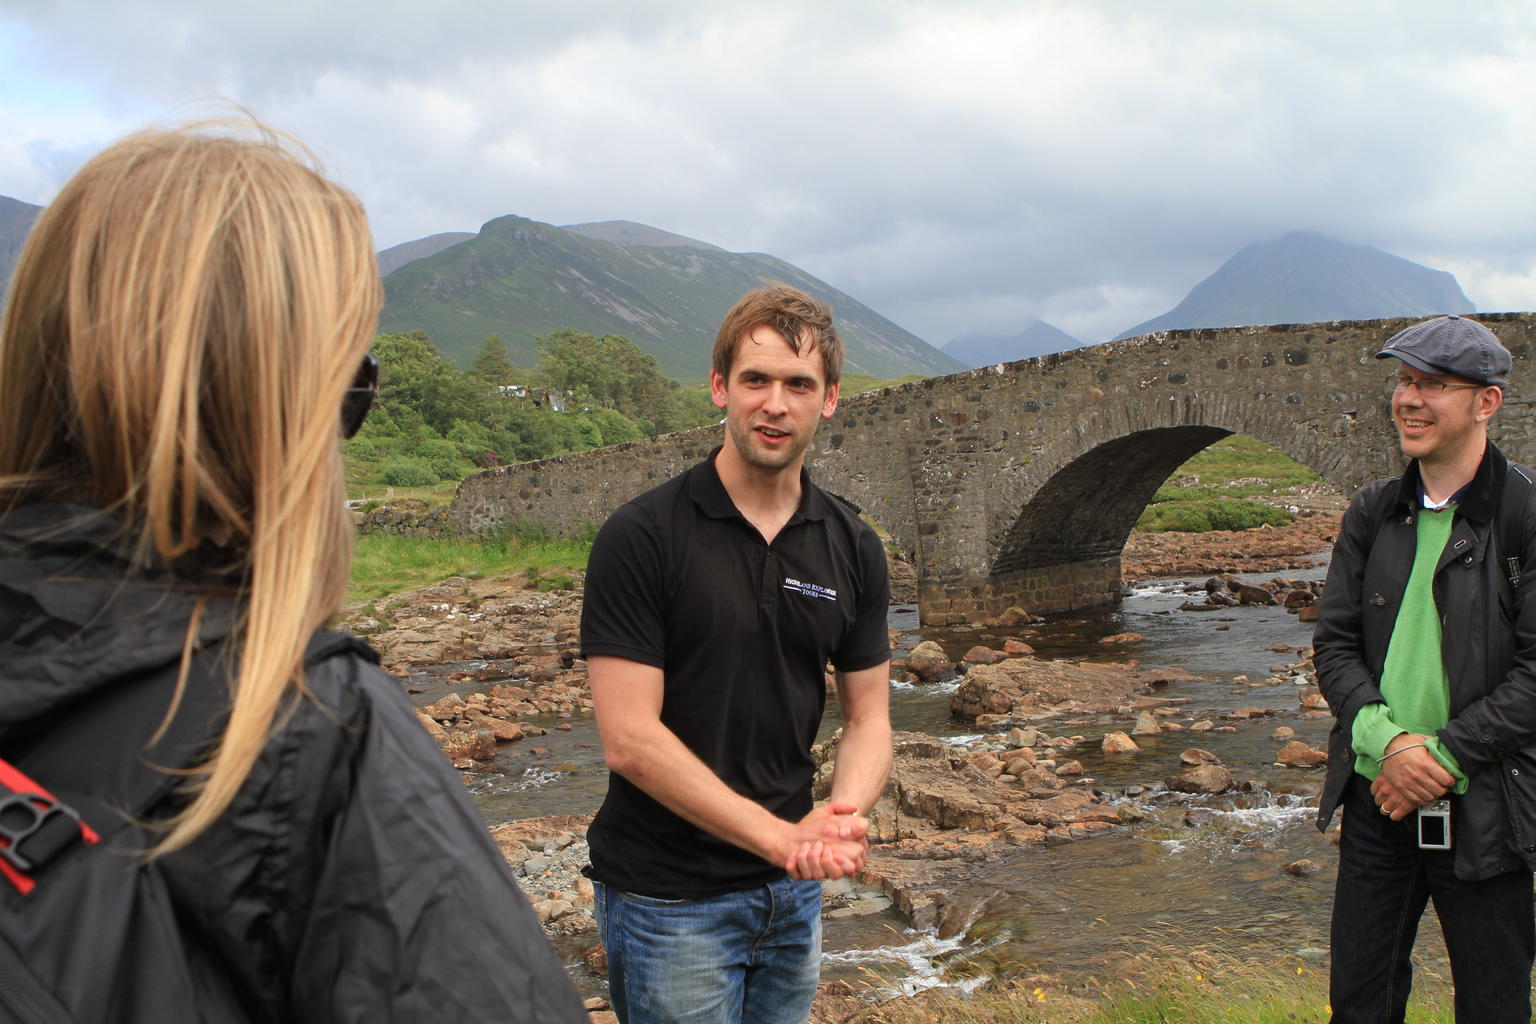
xmin=4 ymin=0 xmax=1534 ymax=345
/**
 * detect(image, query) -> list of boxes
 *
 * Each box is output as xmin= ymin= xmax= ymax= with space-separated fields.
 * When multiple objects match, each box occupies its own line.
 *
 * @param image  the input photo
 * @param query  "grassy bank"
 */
xmin=1135 ymin=434 xmax=1325 ymax=533
xmin=347 ymin=531 xmax=591 ymax=603
xmin=849 ymin=951 xmax=1454 ymax=1024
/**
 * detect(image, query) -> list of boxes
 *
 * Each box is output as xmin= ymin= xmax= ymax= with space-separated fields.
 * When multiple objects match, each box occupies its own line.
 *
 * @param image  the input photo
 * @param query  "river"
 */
xmin=458 ymin=557 xmax=1457 ymax=996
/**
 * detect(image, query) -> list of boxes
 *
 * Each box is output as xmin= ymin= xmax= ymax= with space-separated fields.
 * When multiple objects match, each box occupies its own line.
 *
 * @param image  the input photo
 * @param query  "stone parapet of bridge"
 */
xmin=450 ymin=313 xmax=1536 ymax=624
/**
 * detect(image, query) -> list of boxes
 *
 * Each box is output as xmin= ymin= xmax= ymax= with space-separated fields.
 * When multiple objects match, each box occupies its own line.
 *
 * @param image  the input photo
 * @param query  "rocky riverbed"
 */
xmin=337 ymin=509 xmax=1343 ymax=1021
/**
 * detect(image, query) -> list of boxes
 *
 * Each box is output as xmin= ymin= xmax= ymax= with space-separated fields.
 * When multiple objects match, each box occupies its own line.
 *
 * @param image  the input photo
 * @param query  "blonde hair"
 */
xmin=0 ymin=122 xmax=381 ymax=853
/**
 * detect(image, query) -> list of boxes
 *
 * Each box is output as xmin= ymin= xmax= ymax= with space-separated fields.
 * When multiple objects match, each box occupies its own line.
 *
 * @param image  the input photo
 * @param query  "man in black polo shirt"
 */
xmin=581 ymin=285 xmax=892 ymax=1024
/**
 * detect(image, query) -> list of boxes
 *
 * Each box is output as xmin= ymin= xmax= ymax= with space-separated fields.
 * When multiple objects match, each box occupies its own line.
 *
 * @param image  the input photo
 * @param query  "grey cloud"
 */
xmin=4 ymin=0 xmax=1535 ymax=348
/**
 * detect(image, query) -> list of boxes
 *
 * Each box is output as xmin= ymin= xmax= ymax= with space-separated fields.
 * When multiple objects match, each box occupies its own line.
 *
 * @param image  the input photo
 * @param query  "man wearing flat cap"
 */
xmin=1315 ymin=314 xmax=1536 ymax=1022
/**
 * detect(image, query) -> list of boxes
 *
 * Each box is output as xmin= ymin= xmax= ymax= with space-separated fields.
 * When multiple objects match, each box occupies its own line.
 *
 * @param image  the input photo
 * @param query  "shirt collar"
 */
xmin=1419 ymin=486 xmax=1464 ymax=511
xmin=1395 ymin=441 xmax=1505 ymax=523
xmin=688 ymin=446 xmax=828 ymax=525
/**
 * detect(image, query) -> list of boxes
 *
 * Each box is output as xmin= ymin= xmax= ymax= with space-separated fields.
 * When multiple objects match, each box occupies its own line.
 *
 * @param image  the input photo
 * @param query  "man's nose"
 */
xmin=763 ymin=383 xmax=789 ymax=415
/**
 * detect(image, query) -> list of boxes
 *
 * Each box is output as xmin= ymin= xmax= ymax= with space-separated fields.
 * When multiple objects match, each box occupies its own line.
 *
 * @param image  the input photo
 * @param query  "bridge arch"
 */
xmin=449 ymin=313 xmax=1536 ymax=624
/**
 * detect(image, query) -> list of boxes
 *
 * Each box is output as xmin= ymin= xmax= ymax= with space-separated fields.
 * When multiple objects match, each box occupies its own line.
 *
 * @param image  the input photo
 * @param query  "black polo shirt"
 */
xmin=580 ymin=449 xmax=890 ymax=899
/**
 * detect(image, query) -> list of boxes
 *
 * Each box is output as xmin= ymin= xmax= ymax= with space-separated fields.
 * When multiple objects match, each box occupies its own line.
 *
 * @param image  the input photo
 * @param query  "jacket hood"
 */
xmin=0 ymin=504 xmax=240 ymax=741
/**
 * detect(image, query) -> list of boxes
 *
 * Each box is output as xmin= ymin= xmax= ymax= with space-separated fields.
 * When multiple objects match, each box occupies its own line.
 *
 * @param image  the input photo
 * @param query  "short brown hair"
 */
xmin=712 ymin=284 xmax=844 ymax=388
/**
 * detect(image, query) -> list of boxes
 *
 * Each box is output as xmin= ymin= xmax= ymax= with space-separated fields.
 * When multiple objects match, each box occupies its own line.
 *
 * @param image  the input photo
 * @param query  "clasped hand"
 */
xmin=1371 ymin=732 xmax=1455 ymax=821
xmin=782 ymin=800 xmax=869 ymax=881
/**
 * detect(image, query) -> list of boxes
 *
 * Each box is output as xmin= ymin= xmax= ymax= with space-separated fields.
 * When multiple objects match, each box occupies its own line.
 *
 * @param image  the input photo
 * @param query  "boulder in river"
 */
xmin=1275 ymin=740 xmax=1328 ymax=767
xmin=906 ymin=640 xmax=956 ymax=681
xmin=962 ymin=645 xmax=1006 ymax=665
xmin=952 ymin=658 xmax=1204 ymax=720
xmin=1006 ymin=725 xmax=1045 ymax=748
xmin=1102 ymin=732 xmax=1139 ymax=754
xmin=440 ymin=728 xmax=496 ymax=763
xmin=1166 ymin=763 xmax=1235 ymax=793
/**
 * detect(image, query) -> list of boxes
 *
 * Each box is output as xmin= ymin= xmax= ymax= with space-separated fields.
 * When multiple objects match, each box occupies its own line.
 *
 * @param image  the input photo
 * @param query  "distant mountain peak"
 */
xmin=1 ymin=195 xmax=45 ymax=303
xmin=376 ymin=231 xmax=476 ymax=277
xmin=942 ymin=319 xmax=1082 ymax=368
xmin=1113 ymin=231 xmax=1474 ymax=342
xmin=562 ymin=220 xmax=724 ymax=252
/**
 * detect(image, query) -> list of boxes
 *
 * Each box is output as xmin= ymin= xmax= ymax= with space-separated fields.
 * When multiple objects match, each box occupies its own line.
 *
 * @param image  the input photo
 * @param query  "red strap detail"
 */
xmin=0 ymin=848 xmax=33 ymax=894
xmin=0 ymin=757 xmax=99 ymax=895
xmin=0 ymin=757 xmax=40 ymax=794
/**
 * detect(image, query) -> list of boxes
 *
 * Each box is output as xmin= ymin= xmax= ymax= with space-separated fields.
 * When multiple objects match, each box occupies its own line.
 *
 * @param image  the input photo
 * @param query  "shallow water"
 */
xmin=452 ymin=557 xmax=1454 ymax=992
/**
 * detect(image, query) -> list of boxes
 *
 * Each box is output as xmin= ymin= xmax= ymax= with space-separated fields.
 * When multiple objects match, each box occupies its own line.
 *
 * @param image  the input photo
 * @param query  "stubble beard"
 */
xmin=727 ymin=416 xmax=811 ymax=473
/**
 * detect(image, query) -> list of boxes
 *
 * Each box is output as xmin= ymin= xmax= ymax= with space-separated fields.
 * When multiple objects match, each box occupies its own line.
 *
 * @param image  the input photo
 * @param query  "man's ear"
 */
xmin=1478 ymin=385 xmax=1504 ymax=423
xmin=710 ymin=369 xmax=728 ymax=411
xmin=821 ymin=381 xmax=839 ymax=419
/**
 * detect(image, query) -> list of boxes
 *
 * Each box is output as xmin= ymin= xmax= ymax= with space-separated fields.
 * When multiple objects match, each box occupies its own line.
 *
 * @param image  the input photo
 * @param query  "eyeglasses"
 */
xmin=341 ymin=352 xmax=378 ymax=439
xmin=1386 ymin=373 xmax=1482 ymax=397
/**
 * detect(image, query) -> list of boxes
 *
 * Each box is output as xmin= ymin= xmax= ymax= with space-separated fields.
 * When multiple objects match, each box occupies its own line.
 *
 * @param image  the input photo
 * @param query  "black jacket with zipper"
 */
xmin=0 ymin=504 xmax=587 ymax=1022
xmin=1314 ymin=441 xmax=1536 ymax=881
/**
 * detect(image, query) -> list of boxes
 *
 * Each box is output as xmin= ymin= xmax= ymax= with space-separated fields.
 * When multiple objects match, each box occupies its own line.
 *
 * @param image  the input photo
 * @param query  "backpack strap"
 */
xmin=0 ymin=759 xmax=100 ymax=894
xmin=1497 ymin=463 xmax=1535 ymax=593
xmin=7 ymin=630 xmax=375 ymax=892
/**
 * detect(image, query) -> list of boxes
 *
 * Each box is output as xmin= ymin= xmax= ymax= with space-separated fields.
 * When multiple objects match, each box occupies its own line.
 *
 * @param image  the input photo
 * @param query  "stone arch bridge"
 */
xmin=451 ymin=313 xmax=1536 ymax=624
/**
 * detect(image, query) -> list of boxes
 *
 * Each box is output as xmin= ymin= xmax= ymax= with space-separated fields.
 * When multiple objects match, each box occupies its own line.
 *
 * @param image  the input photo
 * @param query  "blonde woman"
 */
xmin=0 ymin=124 xmax=587 ymax=1021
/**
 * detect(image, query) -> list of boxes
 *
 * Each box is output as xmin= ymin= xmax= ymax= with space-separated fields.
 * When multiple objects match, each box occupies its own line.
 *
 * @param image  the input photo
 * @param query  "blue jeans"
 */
xmin=593 ymin=877 xmax=823 ymax=1024
xmin=1330 ymin=773 xmax=1534 ymax=1023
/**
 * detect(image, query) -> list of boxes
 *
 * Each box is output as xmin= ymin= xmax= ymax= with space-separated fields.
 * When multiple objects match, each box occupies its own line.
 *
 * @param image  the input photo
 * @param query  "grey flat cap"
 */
xmin=1376 ymin=314 xmax=1511 ymax=388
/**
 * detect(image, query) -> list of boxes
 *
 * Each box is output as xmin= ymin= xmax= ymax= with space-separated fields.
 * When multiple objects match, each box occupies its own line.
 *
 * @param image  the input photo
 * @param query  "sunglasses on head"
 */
xmin=341 ymin=352 xmax=378 ymax=439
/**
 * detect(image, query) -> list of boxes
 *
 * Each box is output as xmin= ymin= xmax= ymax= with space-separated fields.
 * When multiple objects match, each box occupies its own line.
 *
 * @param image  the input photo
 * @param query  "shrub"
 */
xmin=379 ymin=458 xmax=439 ymax=488
xmin=344 ymin=437 xmax=382 ymax=461
xmin=1205 ymin=500 xmax=1293 ymax=531
xmin=1138 ymin=505 xmax=1215 ymax=533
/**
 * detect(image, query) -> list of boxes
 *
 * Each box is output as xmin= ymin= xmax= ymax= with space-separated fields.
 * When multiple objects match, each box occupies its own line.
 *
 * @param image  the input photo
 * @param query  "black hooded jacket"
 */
xmin=0 ymin=505 xmax=587 ymax=1022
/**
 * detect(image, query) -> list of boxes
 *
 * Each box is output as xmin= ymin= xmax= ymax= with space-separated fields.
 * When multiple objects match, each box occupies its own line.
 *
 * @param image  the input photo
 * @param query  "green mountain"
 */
xmin=379 ymin=215 xmax=964 ymax=380
xmin=563 ymin=220 xmax=724 ymax=251
xmin=0 ymin=195 xmax=44 ymax=304
xmin=1114 ymin=231 xmax=1474 ymax=341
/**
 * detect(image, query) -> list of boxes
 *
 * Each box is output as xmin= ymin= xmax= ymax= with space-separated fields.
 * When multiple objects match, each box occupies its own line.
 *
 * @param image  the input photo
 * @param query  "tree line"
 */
xmin=346 ymin=330 xmax=719 ymax=489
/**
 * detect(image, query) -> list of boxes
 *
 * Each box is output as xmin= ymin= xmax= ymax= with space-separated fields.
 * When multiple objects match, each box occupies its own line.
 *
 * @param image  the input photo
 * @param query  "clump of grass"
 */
xmin=1135 ymin=434 xmax=1323 ymax=534
xmin=1136 ymin=497 xmax=1294 ymax=533
xmin=347 ymin=530 xmax=591 ymax=602
xmin=525 ymin=567 xmax=579 ymax=592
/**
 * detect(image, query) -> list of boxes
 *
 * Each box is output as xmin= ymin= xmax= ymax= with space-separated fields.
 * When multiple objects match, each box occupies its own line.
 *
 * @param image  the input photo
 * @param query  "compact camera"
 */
xmin=1417 ymin=799 xmax=1452 ymax=850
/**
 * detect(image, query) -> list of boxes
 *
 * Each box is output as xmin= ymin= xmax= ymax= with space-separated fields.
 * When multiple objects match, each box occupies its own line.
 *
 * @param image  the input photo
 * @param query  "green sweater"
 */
xmin=1350 ymin=503 xmax=1469 ymax=791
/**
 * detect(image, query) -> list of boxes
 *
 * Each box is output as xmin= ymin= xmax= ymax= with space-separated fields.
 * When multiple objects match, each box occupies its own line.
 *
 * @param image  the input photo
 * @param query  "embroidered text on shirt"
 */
xmin=783 ymin=577 xmax=838 ymax=601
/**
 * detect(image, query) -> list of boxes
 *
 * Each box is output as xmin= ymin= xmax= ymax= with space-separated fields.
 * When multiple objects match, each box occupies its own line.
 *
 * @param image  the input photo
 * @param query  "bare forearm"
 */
xmin=829 ymin=663 xmax=893 ymax=813
xmin=829 ymin=715 xmax=892 ymax=813
xmin=606 ymin=720 xmax=792 ymax=863
xmin=590 ymin=655 xmax=872 ymax=875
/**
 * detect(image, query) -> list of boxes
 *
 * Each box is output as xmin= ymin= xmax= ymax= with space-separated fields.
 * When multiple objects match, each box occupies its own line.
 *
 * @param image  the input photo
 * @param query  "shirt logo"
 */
xmin=783 ymin=576 xmax=838 ymax=601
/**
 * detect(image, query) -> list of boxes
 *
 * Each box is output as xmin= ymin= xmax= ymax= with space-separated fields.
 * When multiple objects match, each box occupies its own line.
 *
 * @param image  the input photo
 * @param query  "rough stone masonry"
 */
xmin=451 ymin=314 xmax=1536 ymax=624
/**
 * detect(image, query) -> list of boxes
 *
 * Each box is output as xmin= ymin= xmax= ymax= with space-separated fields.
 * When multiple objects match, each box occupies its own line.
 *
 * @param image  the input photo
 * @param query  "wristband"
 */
xmin=1378 ymin=741 xmax=1428 ymax=763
